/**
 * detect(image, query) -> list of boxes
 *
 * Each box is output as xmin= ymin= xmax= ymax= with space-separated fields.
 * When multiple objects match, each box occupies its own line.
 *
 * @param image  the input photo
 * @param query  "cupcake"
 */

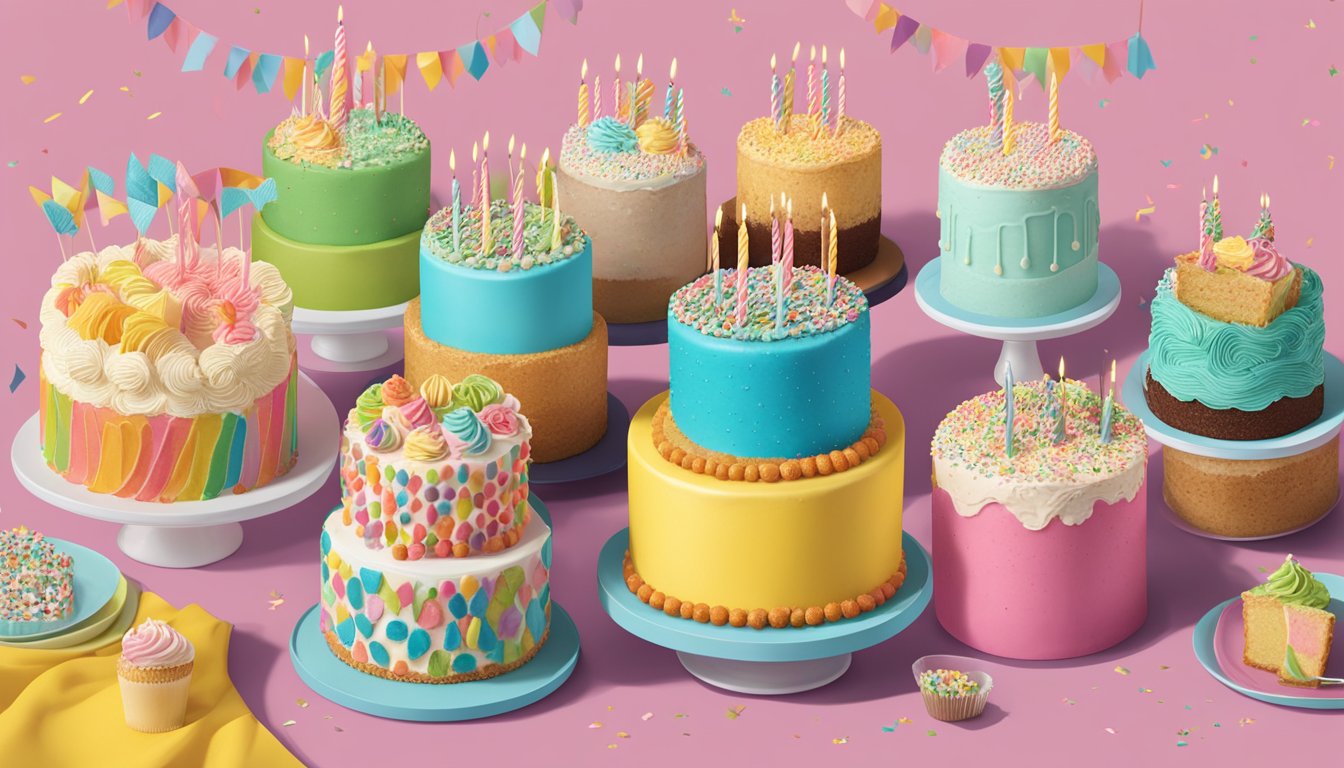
xmin=913 ymin=655 xmax=992 ymax=722
xmin=117 ymin=618 xmax=195 ymax=733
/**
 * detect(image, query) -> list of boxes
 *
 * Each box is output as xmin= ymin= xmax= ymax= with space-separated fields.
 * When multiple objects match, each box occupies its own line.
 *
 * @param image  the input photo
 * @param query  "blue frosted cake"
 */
xmin=404 ymin=144 xmax=608 ymax=463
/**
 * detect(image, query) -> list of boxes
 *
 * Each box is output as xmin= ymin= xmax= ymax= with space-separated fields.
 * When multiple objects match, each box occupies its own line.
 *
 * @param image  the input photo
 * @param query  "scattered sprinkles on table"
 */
xmin=269 ymin=108 xmax=427 ymax=170
xmin=560 ymin=124 xmax=702 ymax=184
xmin=941 ymin=123 xmax=1097 ymax=190
xmin=423 ymin=201 xmax=586 ymax=271
xmin=932 ymin=379 xmax=1147 ymax=484
xmin=1 ymin=527 xmax=74 ymax=623
xmin=670 ymin=265 xmax=867 ymax=342
xmin=917 ymin=668 xmax=982 ymax=698
xmin=738 ymin=116 xmax=878 ymax=167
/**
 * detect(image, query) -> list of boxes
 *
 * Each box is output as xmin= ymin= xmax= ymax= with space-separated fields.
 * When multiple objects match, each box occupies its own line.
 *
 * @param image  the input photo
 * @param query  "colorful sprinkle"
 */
xmin=423 ymin=201 xmax=585 ymax=271
xmin=941 ymin=122 xmax=1096 ymax=190
xmin=560 ymin=124 xmax=701 ymax=184
xmin=1 ymin=528 xmax=74 ymax=623
xmin=739 ymin=116 xmax=878 ymax=167
xmin=917 ymin=669 xmax=981 ymax=697
xmin=670 ymin=265 xmax=867 ymax=342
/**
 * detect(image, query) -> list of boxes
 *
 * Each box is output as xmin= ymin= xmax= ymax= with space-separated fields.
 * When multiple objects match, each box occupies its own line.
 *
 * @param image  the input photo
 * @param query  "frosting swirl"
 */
xmin=586 ymin=116 xmax=639 ymax=154
xmin=404 ymin=424 xmax=449 ymax=462
xmin=451 ymin=374 xmax=504 ymax=412
xmin=441 ymin=407 xmax=493 ymax=456
xmin=1246 ymin=237 xmax=1292 ymax=281
xmin=479 ymin=402 xmax=521 ymax=437
xmin=121 ymin=618 xmax=194 ymax=668
xmin=398 ymin=395 xmax=436 ymax=430
xmin=419 ymin=374 xmax=455 ymax=416
xmin=381 ymin=375 xmax=414 ymax=407
xmin=354 ymin=383 xmax=385 ymax=430
xmin=365 ymin=418 xmax=402 ymax=453
xmin=1212 ymin=236 xmax=1254 ymax=271
xmin=636 ymin=118 xmax=679 ymax=155
xmin=1249 ymin=555 xmax=1330 ymax=608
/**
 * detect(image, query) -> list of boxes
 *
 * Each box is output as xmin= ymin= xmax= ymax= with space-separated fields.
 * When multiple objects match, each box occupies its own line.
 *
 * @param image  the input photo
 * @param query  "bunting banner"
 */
xmin=106 ymin=0 xmax=582 ymax=96
xmin=846 ymin=0 xmax=1155 ymax=84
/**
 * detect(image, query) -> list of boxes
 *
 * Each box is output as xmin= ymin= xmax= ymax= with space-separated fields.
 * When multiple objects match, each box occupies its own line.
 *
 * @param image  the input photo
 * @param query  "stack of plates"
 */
xmin=0 ymin=538 xmax=140 ymax=652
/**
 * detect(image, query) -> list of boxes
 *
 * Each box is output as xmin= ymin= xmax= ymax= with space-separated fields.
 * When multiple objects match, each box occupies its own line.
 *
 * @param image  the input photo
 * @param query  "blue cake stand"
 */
xmin=529 ymin=392 xmax=630 ymax=485
xmin=597 ymin=529 xmax=932 ymax=694
xmin=289 ymin=495 xmax=581 ymax=721
xmin=608 ymin=234 xmax=908 ymax=346
xmin=915 ymin=259 xmax=1122 ymax=386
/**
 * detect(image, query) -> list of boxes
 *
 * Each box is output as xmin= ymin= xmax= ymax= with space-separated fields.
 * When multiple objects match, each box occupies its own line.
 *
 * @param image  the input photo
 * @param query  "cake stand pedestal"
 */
xmin=293 ymin=302 xmax=408 ymax=374
xmin=597 ymin=529 xmax=932 ymax=694
xmin=10 ymin=375 xmax=339 ymax=568
xmin=528 ymin=392 xmax=630 ymax=485
xmin=914 ymin=260 xmax=1122 ymax=386
xmin=1122 ymin=350 xmax=1344 ymax=540
xmin=289 ymin=495 xmax=581 ymax=721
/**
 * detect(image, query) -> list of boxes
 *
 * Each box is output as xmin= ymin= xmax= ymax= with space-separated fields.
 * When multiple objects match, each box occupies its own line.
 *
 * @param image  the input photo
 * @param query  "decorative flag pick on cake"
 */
xmin=986 ymin=60 xmax=1004 ymax=151
xmin=663 ymin=58 xmax=677 ymax=121
xmin=28 ymin=174 xmax=88 ymax=260
xmin=736 ymin=203 xmax=750 ymax=326
xmin=1099 ymin=360 xmax=1116 ymax=444
xmin=834 ymin=48 xmax=846 ymax=137
xmin=577 ymin=59 xmax=591 ymax=128
xmin=712 ymin=205 xmax=723 ymax=309
xmin=329 ymin=6 xmax=348 ymax=133
xmin=1003 ymin=361 xmax=1016 ymax=457
xmin=1047 ymin=71 xmax=1060 ymax=143
xmin=480 ymin=132 xmax=492 ymax=256
xmin=174 ymin=162 xmax=199 ymax=282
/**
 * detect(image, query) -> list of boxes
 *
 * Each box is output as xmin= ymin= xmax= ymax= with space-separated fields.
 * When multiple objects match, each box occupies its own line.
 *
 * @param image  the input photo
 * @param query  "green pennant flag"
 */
xmin=1023 ymin=47 xmax=1049 ymax=88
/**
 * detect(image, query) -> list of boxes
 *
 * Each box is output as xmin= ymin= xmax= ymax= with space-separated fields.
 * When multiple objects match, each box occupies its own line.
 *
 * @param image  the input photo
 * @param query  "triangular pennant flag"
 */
xmin=930 ymin=30 xmax=965 ymax=73
xmin=95 ymin=191 xmax=129 ymax=226
xmin=181 ymin=30 xmax=216 ymax=72
xmin=219 ymin=168 xmax=265 ymax=190
xmin=235 ymin=52 xmax=257 ymax=90
xmin=219 ymin=187 xmax=250 ymax=220
xmin=1081 ymin=43 xmax=1106 ymax=68
xmin=890 ymin=14 xmax=918 ymax=52
xmin=483 ymin=35 xmax=497 ymax=59
xmin=493 ymin=29 xmax=516 ymax=66
xmin=551 ymin=0 xmax=581 ymax=24
xmin=191 ymin=167 xmax=222 ymax=204
xmin=384 ymin=54 xmax=408 ymax=95
xmin=219 ymin=178 xmax=276 ymax=219
xmin=461 ymin=41 xmax=490 ymax=81
xmin=87 ymin=167 xmax=116 ymax=195
xmin=147 ymin=154 xmax=176 ymax=194
xmin=315 ymin=50 xmax=335 ymax=82
xmin=252 ymin=53 xmax=283 ymax=94
xmin=873 ymin=4 xmax=899 ymax=32
xmin=1127 ymin=32 xmax=1156 ymax=78
xmin=444 ymin=49 xmax=465 ymax=88
xmin=224 ymin=45 xmax=250 ymax=79
xmin=1049 ymin=47 xmax=1070 ymax=80
xmin=107 ymin=0 xmax=126 ymax=8
xmin=912 ymin=24 xmax=933 ymax=55
xmin=416 ymin=50 xmax=444 ymax=91
xmin=1073 ymin=47 xmax=1100 ymax=82
xmin=1022 ymin=47 xmax=1048 ymax=87
xmin=40 ymin=199 xmax=79 ymax=236
xmin=161 ymin=17 xmax=183 ymax=52
xmin=510 ymin=9 xmax=543 ymax=55
xmin=847 ymin=0 xmax=878 ymax=22
xmin=145 ymin=2 xmax=175 ymax=40
xmin=529 ymin=1 xmax=547 ymax=34
xmin=125 ymin=0 xmax=150 ymax=20
xmin=282 ymin=57 xmax=305 ymax=101
xmin=1103 ymin=41 xmax=1126 ymax=83
xmin=999 ymin=47 xmax=1025 ymax=73
xmin=965 ymin=43 xmax=992 ymax=77
xmin=125 ymin=154 xmax=159 ymax=234
xmin=247 ymin=178 xmax=278 ymax=212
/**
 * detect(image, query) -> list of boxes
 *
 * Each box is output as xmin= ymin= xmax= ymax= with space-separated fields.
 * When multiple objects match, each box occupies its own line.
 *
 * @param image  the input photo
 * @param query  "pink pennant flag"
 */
xmin=161 ymin=17 xmax=183 ymax=52
xmin=1072 ymin=47 xmax=1100 ymax=82
xmin=443 ymin=49 xmax=465 ymax=88
xmin=235 ymin=52 xmax=257 ymax=90
xmin=930 ymin=29 xmax=966 ymax=73
xmin=1102 ymin=41 xmax=1127 ymax=83
xmin=125 ymin=0 xmax=151 ymax=21
xmin=493 ymin=29 xmax=516 ymax=66
xmin=965 ymin=43 xmax=992 ymax=78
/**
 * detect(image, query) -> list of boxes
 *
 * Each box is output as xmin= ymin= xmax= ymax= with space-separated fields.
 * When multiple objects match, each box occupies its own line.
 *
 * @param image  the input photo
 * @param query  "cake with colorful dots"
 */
xmin=558 ymin=56 xmax=708 ymax=323
xmin=625 ymin=261 xmax=907 ymax=630
xmin=323 ymin=375 xmax=551 ymax=683
xmin=931 ymin=373 xmax=1148 ymax=659
xmin=1242 ymin=555 xmax=1336 ymax=688
xmin=38 ymin=236 xmax=299 ymax=502
xmin=722 ymin=45 xmax=881 ymax=274
xmin=1 ymin=527 xmax=74 ymax=637
xmin=1145 ymin=186 xmax=1334 ymax=537
xmin=937 ymin=62 xmax=1100 ymax=318
xmin=250 ymin=24 xmax=431 ymax=312
xmin=405 ymin=134 xmax=608 ymax=463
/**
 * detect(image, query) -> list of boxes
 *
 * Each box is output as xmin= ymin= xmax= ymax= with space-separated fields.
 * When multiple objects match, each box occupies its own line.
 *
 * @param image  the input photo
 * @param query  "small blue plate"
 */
xmin=0 ymin=538 xmax=121 ymax=640
xmin=529 ymin=393 xmax=630 ymax=485
xmin=597 ymin=529 xmax=932 ymax=662
xmin=1192 ymin=572 xmax=1344 ymax=709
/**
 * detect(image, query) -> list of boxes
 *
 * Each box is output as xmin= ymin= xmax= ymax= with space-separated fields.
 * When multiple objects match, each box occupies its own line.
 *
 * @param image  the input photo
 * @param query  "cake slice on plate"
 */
xmin=1281 ymin=603 xmax=1336 ymax=688
xmin=1241 ymin=554 xmax=1334 ymax=687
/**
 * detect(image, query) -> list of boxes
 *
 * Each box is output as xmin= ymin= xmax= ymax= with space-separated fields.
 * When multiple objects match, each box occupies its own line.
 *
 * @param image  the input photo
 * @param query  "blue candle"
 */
xmin=1003 ymin=361 xmax=1015 ymax=457
xmin=1100 ymin=360 xmax=1116 ymax=444
xmin=449 ymin=150 xmax=461 ymax=255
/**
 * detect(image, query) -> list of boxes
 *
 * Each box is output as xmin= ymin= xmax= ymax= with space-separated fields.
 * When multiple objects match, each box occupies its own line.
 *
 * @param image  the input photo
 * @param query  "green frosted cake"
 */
xmin=252 ymin=108 xmax=431 ymax=311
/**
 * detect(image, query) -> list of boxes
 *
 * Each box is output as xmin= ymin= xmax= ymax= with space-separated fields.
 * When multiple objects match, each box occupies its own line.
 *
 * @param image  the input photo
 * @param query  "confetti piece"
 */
xmin=133 ymin=70 xmax=142 ymax=77
xmin=1098 ymin=99 xmax=1110 ymax=109
xmin=268 ymin=589 xmax=285 ymax=610
xmin=323 ymin=715 xmax=332 ymax=720
xmin=673 ymin=713 xmax=688 ymax=719
xmin=12 ymin=319 xmax=27 ymax=328
xmin=6 ymin=161 xmax=15 ymax=168
xmin=1184 ymin=704 xmax=1192 ymax=710
xmin=1135 ymin=198 xmax=1156 ymax=223
xmin=332 ymin=726 xmax=343 ymax=732
xmin=641 ymin=712 xmax=653 ymax=721
xmin=1198 ymin=144 xmax=1218 ymax=160
xmin=20 ymin=75 xmax=35 ymax=85
xmin=1105 ymin=727 xmax=1117 ymax=735
xmin=1139 ymin=687 xmax=1153 ymax=693
xmin=607 ymin=744 xmax=617 ymax=750
xmin=1302 ymin=118 xmax=1321 ymax=127
xmin=1160 ymin=665 xmax=1170 ymax=670
xmin=9 ymin=365 xmax=25 ymax=394
xmin=728 ymin=8 xmax=747 ymax=26
xmin=1213 ymin=722 xmax=1221 ymax=728
xmin=1239 ymin=717 xmax=1255 ymax=727
xmin=616 ymin=731 xmax=630 ymax=739
xmin=1307 ymin=237 xmax=1314 ymax=248
xmin=1250 ymin=58 xmax=1257 ymax=64
xmin=1228 ymin=99 xmax=1234 ymax=107
xmin=1165 ymin=184 xmax=1182 ymax=190
xmin=588 ymin=722 xmax=602 ymax=729
xmin=78 ymin=90 xmax=93 ymax=105
xmin=1176 ymin=741 xmax=1188 ymax=747
xmin=898 ymin=717 xmax=913 ymax=724
xmin=43 ymin=113 xmax=62 ymax=124
xmin=1062 ymin=698 xmax=1076 ymax=706
xmin=721 ymin=87 xmax=732 ymax=97
xmin=1329 ymin=155 xmax=1336 ymax=170
xmin=1330 ymin=66 xmax=1338 ymax=77
xmin=1114 ymin=666 xmax=1131 ymax=675
xmin=1306 ymin=19 xmax=1316 ymax=29
xmin=147 ymin=112 xmax=162 ymax=120
xmin=832 ymin=737 xmax=849 ymax=745
xmin=296 ymin=698 xmax=308 ymax=708
xmin=1160 ymin=160 xmax=1171 ymax=168
xmin=725 ymin=705 xmax=746 ymax=720
xmin=281 ymin=720 xmax=296 ymax=727
xmin=881 ymin=724 xmax=896 ymax=733
xmin=926 ymin=730 xmax=937 ymax=737
xmin=1177 ymin=728 xmax=1190 ymax=736
xmin=119 ymin=86 xmax=132 ymax=94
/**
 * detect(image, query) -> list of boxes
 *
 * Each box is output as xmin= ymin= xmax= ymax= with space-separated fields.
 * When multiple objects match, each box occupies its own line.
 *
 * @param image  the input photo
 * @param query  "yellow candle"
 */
xmin=578 ymin=59 xmax=590 ymax=128
xmin=1003 ymin=69 xmax=1015 ymax=155
xmin=828 ymin=209 xmax=838 ymax=279
xmin=550 ymin=169 xmax=562 ymax=250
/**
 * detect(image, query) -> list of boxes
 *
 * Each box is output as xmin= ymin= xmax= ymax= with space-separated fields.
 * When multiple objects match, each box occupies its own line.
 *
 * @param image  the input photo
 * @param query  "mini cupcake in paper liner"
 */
xmin=912 ymin=654 xmax=992 ymax=722
xmin=118 ymin=618 xmax=195 ymax=733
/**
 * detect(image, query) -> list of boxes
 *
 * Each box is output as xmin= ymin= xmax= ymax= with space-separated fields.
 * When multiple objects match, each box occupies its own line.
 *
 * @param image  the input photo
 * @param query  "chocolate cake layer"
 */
xmin=1145 ymin=370 xmax=1324 ymax=440
xmin=719 ymin=215 xmax=879 ymax=274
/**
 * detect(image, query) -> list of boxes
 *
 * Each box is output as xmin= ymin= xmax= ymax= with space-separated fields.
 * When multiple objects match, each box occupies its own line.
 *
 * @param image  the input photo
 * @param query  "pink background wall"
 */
xmin=1 ymin=0 xmax=1340 ymax=764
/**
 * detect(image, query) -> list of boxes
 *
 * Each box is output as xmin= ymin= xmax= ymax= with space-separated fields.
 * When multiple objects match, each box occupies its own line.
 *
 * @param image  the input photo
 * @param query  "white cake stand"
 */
xmin=11 ymin=374 xmax=339 ymax=568
xmin=293 ymin=302 xmax=408 ymax=374
xmin=915 ymin=260 xmax=1122 ymax=386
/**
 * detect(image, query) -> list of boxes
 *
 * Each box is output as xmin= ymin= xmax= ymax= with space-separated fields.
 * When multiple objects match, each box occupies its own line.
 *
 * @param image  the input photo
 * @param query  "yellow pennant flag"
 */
xmin=1049 ymin=47 xmax=1071 ymax=80
xmin=873 ymin=4 xmax=899 ymax=32
xmin=999 ymin=47 xmax=1025 ymax=73
xmin=156 ymin=181 xmax=173 ymax=208
xmin=95 ymin=190 xmax=129 ymax=226
xmin=282 ymin=57 xmax=305 ymax=102
xmin=1081 ymin=44 xmax=1106 ymax=68
xmin=417 ymin=51 xmax=444 ymax=91
xmin=357 ymin=45 xmax=375 ymax=73
xmin=53 ymin=176 xmax=89 ymax=230
xmin=384 ymin=54 xmax=409 ymax=95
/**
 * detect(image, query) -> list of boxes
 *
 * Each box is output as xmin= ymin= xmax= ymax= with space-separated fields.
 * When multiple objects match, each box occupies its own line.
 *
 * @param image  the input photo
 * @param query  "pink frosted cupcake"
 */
xmin=118 ymin=618 xmax=195 ymax=733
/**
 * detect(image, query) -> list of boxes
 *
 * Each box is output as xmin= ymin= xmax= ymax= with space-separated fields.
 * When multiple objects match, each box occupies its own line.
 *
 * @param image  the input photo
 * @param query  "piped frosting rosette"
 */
xmin=339 ymin=373 xmax=533 ymax=559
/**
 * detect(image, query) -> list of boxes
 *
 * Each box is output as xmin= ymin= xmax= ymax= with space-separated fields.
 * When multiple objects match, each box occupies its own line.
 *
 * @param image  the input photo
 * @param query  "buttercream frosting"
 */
xmin=121 ymin=618 xmax=194 ymax=668
xmin=559 ymin=123 xmax=703 ymax=190
xmin=669 ymin=265 xmax=868 ymax=342
xmin=940 ymin=122 xmax=1097 ymax=191
xmin=1248 ymin=555 xmax=1331 ymax=609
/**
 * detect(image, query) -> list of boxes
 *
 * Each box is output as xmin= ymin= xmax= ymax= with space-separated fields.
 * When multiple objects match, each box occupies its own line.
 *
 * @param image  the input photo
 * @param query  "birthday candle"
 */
xmin=374 ymin=55 xmax=385 ymax=125
xmin=1055 ymin=357 xmax=1068 ymax=444
xmin=301 ymin=36 xmax=310 ymax=117
xmin=512 ymin=142 xmax=526 ymax=260
xmin=712 ymin=205 xmax=723 ymax=310
xmin=1199 ymin=187 xmax=1208 ymax=249
xmin=736 ymin=203 xmax=749 ymax=327
xmin=470 ymin=142 xmax=480 ymax=209
xmin=677 ymin=99 xmax=688 ymax=158
xmin=817 ymin=46 xmax=831 ymax=138
xmin=613 ymin=54 xmax=623 ymax=122
xmin=827 ymin=208 xmax=838 ymax=304
xmin=353 ymin=41 xmax=370 ymax=107
xmin=535 ymin=147 xmax=552 ymax=209
xmin=834 ymin=48 xmax=846 ymax=137
xmin=770 ymin=196 xmax=781 ymax=265
xmin=1002 ymin=69 xmax=1015 ymax=155
xmin=1047 ymin=71 xmax=1060 ymax=144
xmin=632 ymin=54 xmax=654 ymax=128
xmin=807 ymin=45 xmax=818 ymax=118
xmin=820 ymin=191 xmax=829 ymax=272
xmin=550 ymin=170 xmax=562 ymax=251
xmin=480 ymin=132 xmax=492 ymax=257
xmin=593 ymin=73 xmax=602 ymax=120
xmin=781 ymin=42 xmax=799 ymax=131
xmin=329 ymin=6 xmax=348 ymax=132
xmin=578 ymin=59 xmax=590 ymax=128
xmin=783 ymin=197 xmax=794 ymax=293
xmin=1099 ymin=360 xmax=1116 ymax=444
xmin=1210 ymin=175 xmax=1223 ymax=240
xmin=986 ymin=61 xmax=1003 ymax=151
xmin=770 ymin=55 xmax=780 ymax=129
xmin=663 ymin=58 xmax=677 ymax=120
xmin=1003 ymin=361 xmax=1016 ymax=458
xmin=1253 ymin=192 xmax=1275 ymax=241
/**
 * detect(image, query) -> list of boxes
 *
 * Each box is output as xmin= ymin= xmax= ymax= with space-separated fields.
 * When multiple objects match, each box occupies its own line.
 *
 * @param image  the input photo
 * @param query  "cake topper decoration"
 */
xmin=1191 ymin=178 xmax=1288 ymax=279
xmin=579 ymin=56 xmax=688 ymax=156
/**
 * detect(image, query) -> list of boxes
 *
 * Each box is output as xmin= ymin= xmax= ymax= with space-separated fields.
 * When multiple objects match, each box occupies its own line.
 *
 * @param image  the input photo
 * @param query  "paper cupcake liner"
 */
xmin=920 ymin=688 xmax=990 ymax=722
xmin=118 ymin=666 xmax=193 ymax=733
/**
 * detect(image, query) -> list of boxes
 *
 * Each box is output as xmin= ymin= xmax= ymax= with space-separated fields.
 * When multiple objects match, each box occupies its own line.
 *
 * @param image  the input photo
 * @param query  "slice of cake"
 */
xmin=1173 ymin=236 xmax=1301 ymax=327
xmin=1 ymin=527 xmax=74 ymax=634
xmin=1241 ymin=554 xmax=1333 ymax=686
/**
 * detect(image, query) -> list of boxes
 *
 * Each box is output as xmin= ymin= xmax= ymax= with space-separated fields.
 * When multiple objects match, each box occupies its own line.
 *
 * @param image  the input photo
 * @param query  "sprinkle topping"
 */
xmin=270 ymin=108 xmax=428 ymax=170
xmin=670 ymin=265 xmax=867 ymax=342
xmin=1 ymin=527 xmax=74 ymax=623
xmin=737 ymin=116 xmax=879 ymax=168
xmin=940 ymin=122 xmax=1097 ymax=190
xmin=918 ymin=669 xmax=982 ymax=698
xmin=560 ymin=124 xmax=702 ymax=184
xmin=423 ymin=200 xmax=587 ymax=271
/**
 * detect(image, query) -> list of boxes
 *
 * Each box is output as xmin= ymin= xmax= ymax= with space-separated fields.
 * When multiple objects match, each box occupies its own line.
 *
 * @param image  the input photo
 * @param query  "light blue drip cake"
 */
xmin=937 ymin=122 xmax=1100 ymax=318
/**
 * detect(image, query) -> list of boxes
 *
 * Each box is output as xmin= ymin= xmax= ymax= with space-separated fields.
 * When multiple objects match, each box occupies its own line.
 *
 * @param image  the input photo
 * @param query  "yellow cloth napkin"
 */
xmin=0 ymin=592 xmax=301 ymax=767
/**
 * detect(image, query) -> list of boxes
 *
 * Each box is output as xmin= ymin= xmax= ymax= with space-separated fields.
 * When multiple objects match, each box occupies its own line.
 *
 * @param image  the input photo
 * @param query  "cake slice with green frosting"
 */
xmin=1241 ymin=554 xmax=1335 ymax=686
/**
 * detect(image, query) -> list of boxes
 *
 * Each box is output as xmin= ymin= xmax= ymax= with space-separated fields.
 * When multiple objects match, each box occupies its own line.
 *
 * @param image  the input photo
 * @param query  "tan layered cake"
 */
xmin=1242 ymin=555 xmax=1336 ymax=688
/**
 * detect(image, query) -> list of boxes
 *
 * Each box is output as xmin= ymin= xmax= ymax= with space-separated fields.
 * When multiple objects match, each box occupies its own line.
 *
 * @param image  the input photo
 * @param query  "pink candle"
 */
xmin=770 ymin=198 xmax=781 ymax=265
xmin=329 ymin=6 xmax=348 ymax=132
xmin=807 ymin=45 xmax=818 ymax=117
xmin=480 ymin=132 xmax=492 ymax=256
xmin=470 ymin=142 xmax=480 ymax=209
xmin=593 ymin=74 xmax=602 ymax=120
xmin=782 ymin=197 xmax=795 ymax=295
xmin=512 ymin=142 xmax=527 ymax=260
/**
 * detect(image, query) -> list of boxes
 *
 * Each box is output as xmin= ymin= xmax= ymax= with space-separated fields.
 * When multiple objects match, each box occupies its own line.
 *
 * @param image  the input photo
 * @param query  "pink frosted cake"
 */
xmin=931 ymin=374 xmax=1148 ymax=659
